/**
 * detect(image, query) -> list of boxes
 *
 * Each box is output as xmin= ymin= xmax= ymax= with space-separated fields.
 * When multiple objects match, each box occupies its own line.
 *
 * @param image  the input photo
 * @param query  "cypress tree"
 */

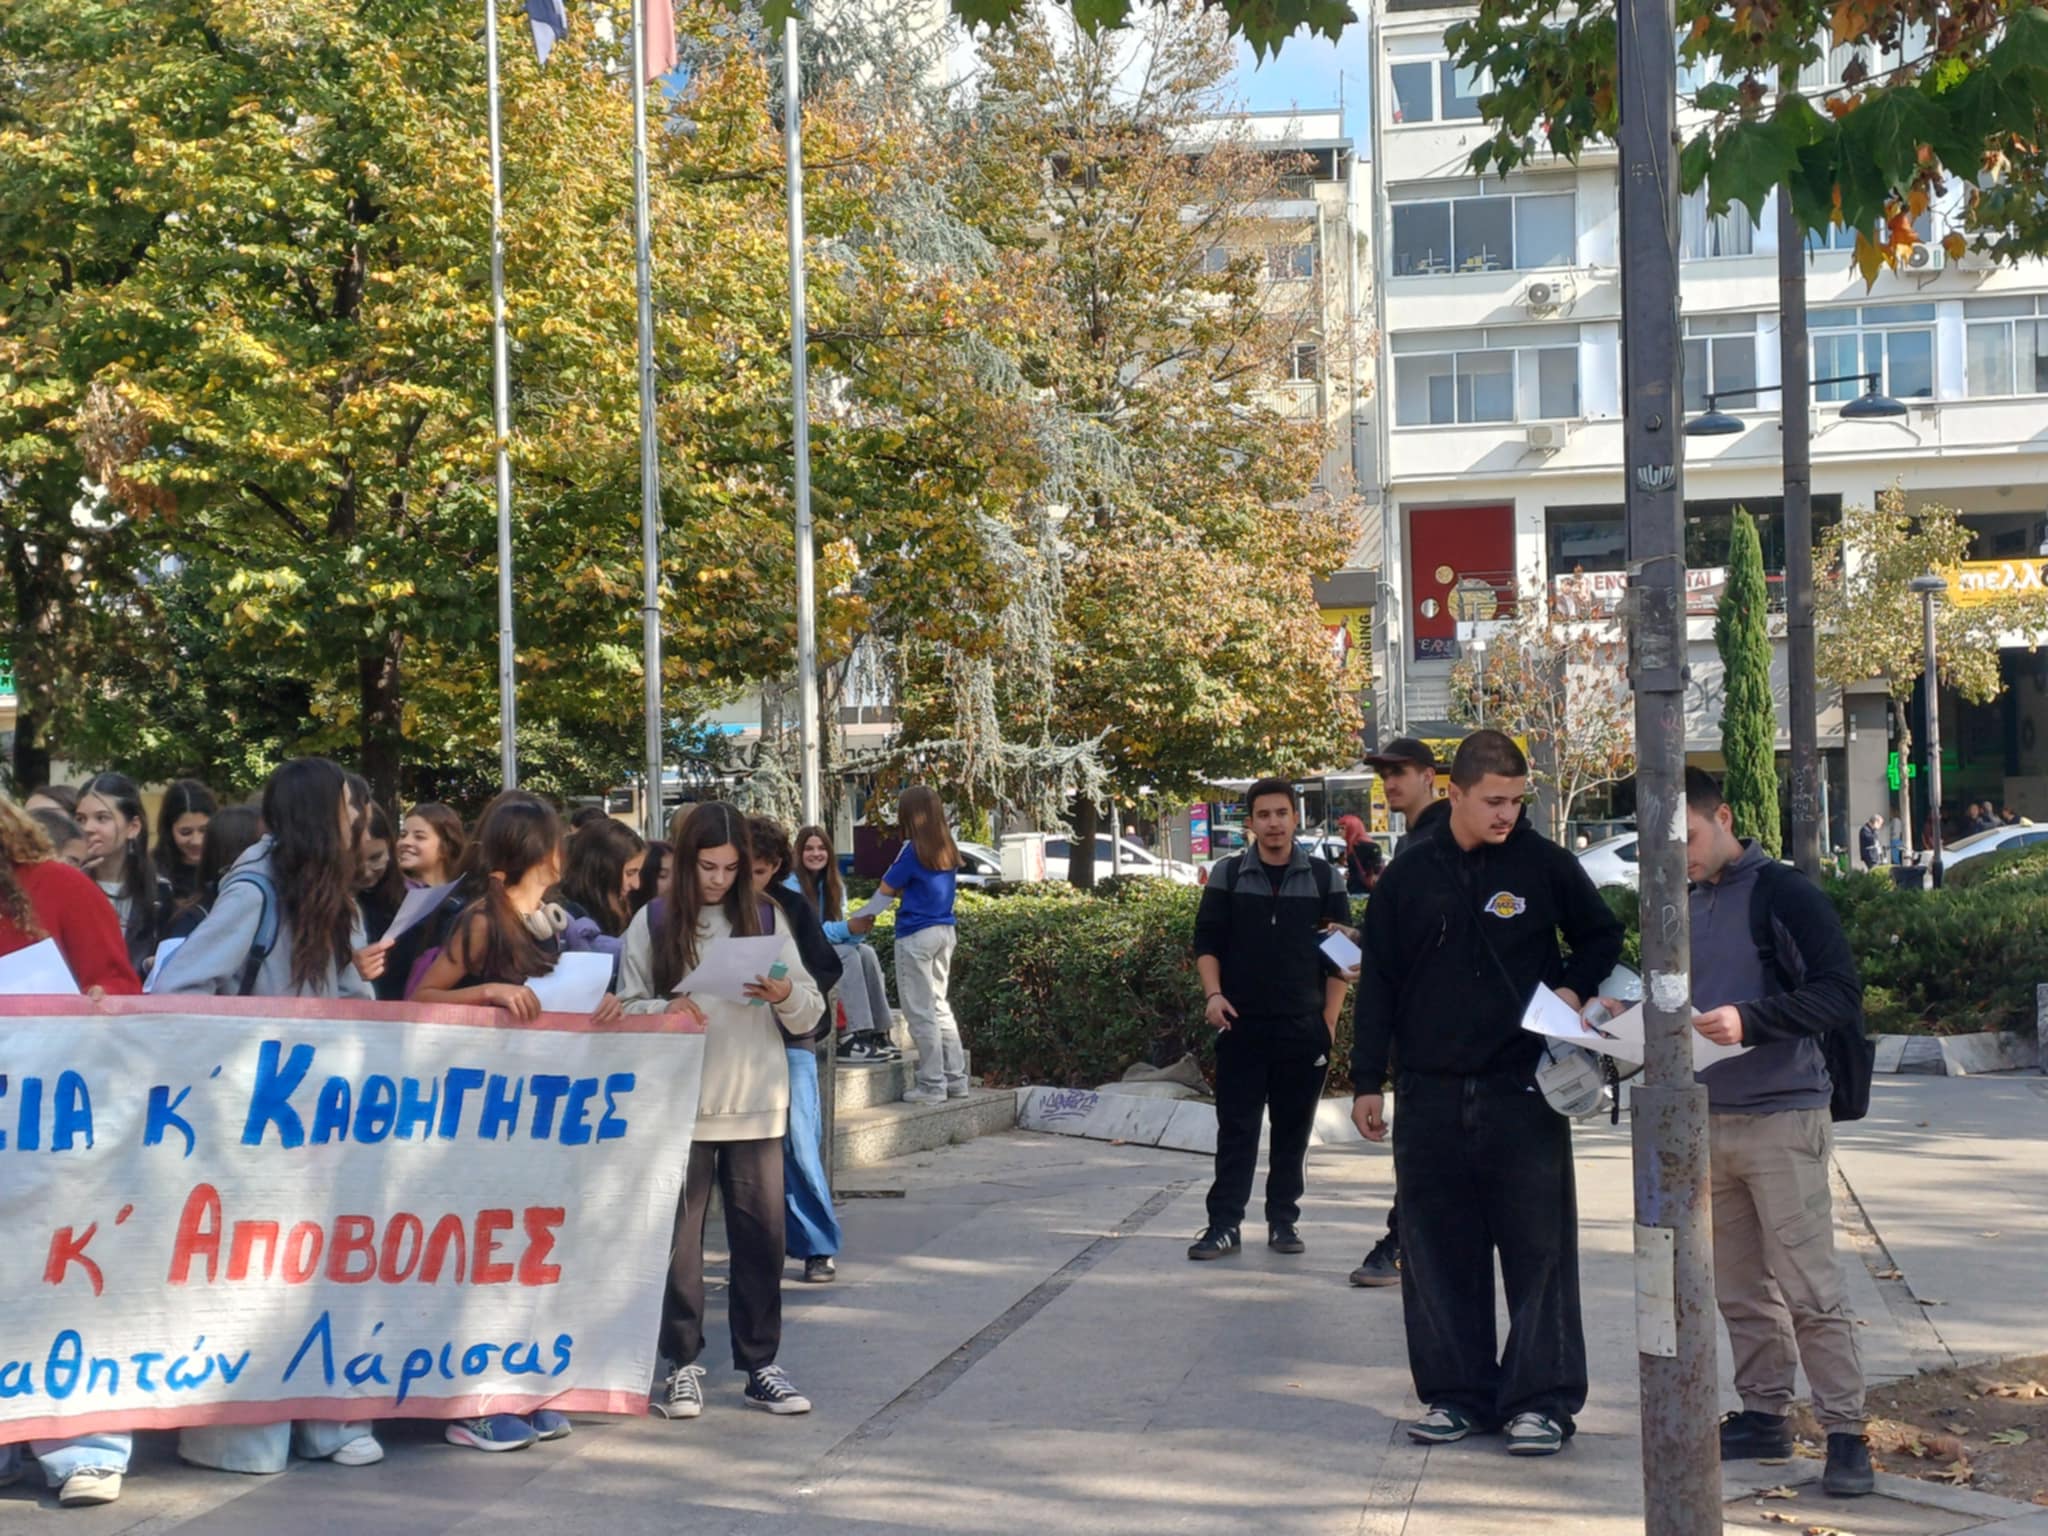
xmin=1716 ymin=507 xmax=1782 ymax=855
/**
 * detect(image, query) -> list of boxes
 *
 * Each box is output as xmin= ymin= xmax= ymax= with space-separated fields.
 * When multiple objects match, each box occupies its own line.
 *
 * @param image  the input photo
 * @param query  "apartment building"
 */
xmin=1367 ymin=0 xmax=2048 ymax=838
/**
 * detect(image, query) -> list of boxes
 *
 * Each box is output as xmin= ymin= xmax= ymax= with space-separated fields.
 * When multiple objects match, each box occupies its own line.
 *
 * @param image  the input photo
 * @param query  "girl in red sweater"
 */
xmin=0 ymin=794 xmax=139 ymax=1507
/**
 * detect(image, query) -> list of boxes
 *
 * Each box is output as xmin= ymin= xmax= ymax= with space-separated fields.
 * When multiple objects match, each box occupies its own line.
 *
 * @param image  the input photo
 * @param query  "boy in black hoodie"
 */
xmin=1349 ymin=732 xmax=1621 ymax=1457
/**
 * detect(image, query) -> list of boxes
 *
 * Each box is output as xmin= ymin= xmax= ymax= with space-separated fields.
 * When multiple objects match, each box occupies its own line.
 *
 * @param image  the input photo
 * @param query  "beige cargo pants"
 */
xmin=1710 ymin=1108 xmax=1866 ymax=1432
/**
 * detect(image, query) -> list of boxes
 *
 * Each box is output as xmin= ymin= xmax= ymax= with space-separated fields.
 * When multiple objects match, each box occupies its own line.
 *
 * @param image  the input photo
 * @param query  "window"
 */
xmin=1393 ymin=325 xmax=1580 ymax=425
xmin=1680 ymin=187 xmax=1757 ymax=258
xmin=1807 ymin=209 xmax=1932 ymax=254
xmin=1289 ymin=341 xmax=1321 ymax=382
xmin=1682 ymin=313 xmax=1760 ymax=412
xmin=1390 ymin=61 xmax=1434 ymax=124
xmin=1268 ymin=243 xmax=1316 ymax=280
xmin=1200 ymin=246 xmax=1234 ymax=276
xmin=1546 ymin=504 xmax=1628 ymax=576
xmin=1390 ymin=184 xmax=1575 ymax=275
xmin=1548 ymin=498 xmax=1842 ymax=583
xmin=1811 ymin=303 xmax=1935 ymax=401
xmin=1388 ymin=57 xmax=1489 ymax=123
xmin=1797 ymin=22 xmax=1930 ymax=93
xmin=1965 ymin=295 xmax=2048 ymax=396
xmin=1676 ymin=35 xmax=1719 ymax=97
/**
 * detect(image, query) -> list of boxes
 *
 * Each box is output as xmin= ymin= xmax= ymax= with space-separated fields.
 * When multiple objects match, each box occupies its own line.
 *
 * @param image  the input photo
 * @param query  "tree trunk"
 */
xmin=358 ymin=629 xmax=404 ymax=808
xmin=1069 ymin=795 xmax=1099 ymax=889
xmin=10 ymin=705 xmax=50 ymax=795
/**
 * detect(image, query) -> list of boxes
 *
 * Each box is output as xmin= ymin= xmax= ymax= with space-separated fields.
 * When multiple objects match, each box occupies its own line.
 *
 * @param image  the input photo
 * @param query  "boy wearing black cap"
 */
xmin=1345 ymin=736 xmax=1449 ymax=1287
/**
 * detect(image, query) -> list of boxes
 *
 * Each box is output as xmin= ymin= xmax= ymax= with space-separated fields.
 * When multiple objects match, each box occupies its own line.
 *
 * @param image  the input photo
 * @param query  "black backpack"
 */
xmin=1748 ymin=863 xmax=1873 ymax=1123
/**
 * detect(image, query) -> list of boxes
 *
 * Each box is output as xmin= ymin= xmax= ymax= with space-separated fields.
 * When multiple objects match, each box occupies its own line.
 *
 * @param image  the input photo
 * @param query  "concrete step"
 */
xmin=831 ymin=1087 xmax=1018 ymax=1169
xmin=827 ymin=1048 xmax=975 ymax=1112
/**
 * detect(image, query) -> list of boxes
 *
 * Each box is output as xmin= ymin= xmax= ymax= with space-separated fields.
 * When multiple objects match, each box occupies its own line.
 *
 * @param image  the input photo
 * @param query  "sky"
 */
xmin=1229 ymin=24 xmax=1368 ymax=146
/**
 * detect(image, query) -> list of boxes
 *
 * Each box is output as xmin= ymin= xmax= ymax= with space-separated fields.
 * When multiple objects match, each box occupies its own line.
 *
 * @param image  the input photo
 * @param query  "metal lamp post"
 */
xmin=1908 ymin=573 xmax=1947 ymax=887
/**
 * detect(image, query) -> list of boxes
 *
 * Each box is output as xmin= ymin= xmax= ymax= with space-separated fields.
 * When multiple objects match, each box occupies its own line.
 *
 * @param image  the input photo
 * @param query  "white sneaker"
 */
xmin=328 ymin=1434 xmax=385 ymax=1467
xmin=901 ymin=1087 xmax=947 ymax=1105
xmin=58 ymin=1467 xmax=123 ymax=1507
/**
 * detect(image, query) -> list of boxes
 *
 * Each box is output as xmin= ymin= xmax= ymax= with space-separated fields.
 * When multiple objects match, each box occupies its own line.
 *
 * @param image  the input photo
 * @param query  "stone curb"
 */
xmin=1872 ymin=1029 xmax=2040 ymax=1075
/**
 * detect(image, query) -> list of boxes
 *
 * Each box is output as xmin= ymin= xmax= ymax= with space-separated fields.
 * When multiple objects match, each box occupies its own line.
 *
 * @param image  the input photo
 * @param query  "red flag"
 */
xmin=643 ymin=0 xmax=676 ymax=83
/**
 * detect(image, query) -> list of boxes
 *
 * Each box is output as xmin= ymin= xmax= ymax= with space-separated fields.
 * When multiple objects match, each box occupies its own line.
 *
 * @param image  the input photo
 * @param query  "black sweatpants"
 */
xmin=666 ymin=1136 xmax=786 ymax=1373
xmin=1205 ymin=1022 xmax=1331 ymax=1230
xmin=1393 ymin=1072 xmax=1586 ymax=1430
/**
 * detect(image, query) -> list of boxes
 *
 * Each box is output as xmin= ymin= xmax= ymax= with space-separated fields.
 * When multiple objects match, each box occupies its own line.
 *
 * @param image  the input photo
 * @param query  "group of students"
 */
xmin=0 ymin=763 xmax=966 ymax=1509
xmin=1190 ymin=731 xmax=1877 ymax=1494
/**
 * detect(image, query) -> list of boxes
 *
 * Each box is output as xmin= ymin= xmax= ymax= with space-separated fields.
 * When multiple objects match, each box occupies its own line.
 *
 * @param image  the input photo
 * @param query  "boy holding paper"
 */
xmin=1348 ymin=732 xmax=1620 ymax=1457
xmin=1681 ymin=768 xmax=1872 ymax=1498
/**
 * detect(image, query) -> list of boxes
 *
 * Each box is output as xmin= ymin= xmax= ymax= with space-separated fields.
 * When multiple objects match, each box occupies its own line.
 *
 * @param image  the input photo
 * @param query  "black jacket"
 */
xmin=1351 ymin=812 xmax=1623 ymax=1086
xmin=1193 ymin=842 xmax=1351 ymax=1035
xmin=767 ymin=879 xmax=844 ymax=1045
xmin=1857 ymin=824 xmax=1882 ymax=869
xmin=1395 ymin=797 xmax=1451 ymax=858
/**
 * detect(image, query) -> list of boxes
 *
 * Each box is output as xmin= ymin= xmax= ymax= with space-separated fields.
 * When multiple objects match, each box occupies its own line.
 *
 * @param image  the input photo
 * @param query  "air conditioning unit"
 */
xmin=1524 ymin=279 xmax=1558 ymax=310
xmin=1902 ymin=242 xmax=1943 ymax=272
xmin=1526 ymin=422 xmax=1571 ymax=451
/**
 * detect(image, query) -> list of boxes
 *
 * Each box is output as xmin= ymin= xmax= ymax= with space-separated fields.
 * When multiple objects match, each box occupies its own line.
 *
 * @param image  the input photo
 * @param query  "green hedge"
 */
xmin=868 ymin=879 xmax=1361 ymax=1092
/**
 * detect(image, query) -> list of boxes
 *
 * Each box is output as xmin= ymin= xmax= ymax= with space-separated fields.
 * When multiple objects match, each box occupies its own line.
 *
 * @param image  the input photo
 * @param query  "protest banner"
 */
xmin=0 ymin=994 xmax=703 ymax=1440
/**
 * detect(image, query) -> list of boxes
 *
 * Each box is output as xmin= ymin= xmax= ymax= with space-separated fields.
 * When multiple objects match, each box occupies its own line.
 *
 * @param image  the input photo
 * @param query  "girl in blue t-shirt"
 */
xmin=851 ymin=787 xmax=964 ymax=1104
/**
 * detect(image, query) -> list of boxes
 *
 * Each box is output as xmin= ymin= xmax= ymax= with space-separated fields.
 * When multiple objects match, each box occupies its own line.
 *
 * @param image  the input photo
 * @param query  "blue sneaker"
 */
xmin=529 ymin=1409 xmax=572 ymax=1441
xmin=445 ymin=1415 xmax=539 ymax=1452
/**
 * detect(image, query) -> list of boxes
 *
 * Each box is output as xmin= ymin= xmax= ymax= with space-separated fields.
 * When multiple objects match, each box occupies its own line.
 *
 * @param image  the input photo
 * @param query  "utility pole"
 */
xmin=786 ymin=13 xmax=822 ymax=829
xmin=1778 ymin=103 xmax=1822 ymax=880
xmin=1617 ymin=0 xmax=1720 ymax=1528
xmin=1911 ymin=573 xmax=1947 ymax=887
xmin=485 ymin=0 xmax=518 ymax=787
xmin=632 ymin=0 xmax=665 ymax=842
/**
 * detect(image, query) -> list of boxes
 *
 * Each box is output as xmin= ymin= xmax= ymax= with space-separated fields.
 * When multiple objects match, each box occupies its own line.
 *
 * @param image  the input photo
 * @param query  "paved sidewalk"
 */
xmin=4 ymin=1076 xmax=2045 ymax=1535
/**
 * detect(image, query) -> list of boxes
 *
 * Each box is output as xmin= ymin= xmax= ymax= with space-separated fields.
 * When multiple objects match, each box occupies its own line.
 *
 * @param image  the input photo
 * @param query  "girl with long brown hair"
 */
xmin=395 ymin=800 xmax=466 ymax=888
xmin=154 ymin=778 xmax=218 ymax=909
xmin=617 ymin=801 xmax=820 ymax=1421
xmin=851 ymin=786 xmax=965 ymax=1104
xmin=75 ymin=771 xmax=171 ymax=976
xmin=793 ymin=823 xmax=897 ymax=1064
xmin=153 ymin=756 xmax=383 ymax=1475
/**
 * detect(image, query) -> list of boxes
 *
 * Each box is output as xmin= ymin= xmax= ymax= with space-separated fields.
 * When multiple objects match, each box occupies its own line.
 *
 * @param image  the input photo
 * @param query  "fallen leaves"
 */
xmin=1934 ymin=1458 xmax=1975 ymax=1485
xmin=1758 ymin=1514 xmax=1798 ymax=1527
xmin=1758 ymin=1485 xmax=1800 ymax=1499
xmin=1990 ymin=1427 xmax=2032 ymax=1446
xmin=2033 ymin=1490 xmax=2048 ymax=1506
xmin=1874 ymin=1267 xmax=1904 ymax=1281
xmin=1979 ymin=1379 xmax=2048 ymax=1400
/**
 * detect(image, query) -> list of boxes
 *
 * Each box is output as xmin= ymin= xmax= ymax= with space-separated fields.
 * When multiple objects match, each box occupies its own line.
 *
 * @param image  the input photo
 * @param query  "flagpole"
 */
xmin=785 ymin=12 xmax=821 ymax=828
xmin=485 ymin=0 xmax=519 ymax=787
xmin=633 ymin=0 xmax=665 ymax=842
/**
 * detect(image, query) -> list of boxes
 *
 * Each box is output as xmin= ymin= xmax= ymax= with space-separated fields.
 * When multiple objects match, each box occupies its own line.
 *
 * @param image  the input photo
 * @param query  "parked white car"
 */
xmin=1577 ymin=833 xmax=1640 ymax=890
xmin=955 ymin=841 xmax=1005 ymax=889
xmin=1041 ymin=835 xmax=1200 ymax=885
xmin=1938 ymin=822 xmax=2048 ymax=874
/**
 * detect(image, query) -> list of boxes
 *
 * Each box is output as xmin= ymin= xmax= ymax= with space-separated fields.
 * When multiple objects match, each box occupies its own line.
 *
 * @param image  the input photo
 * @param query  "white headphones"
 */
xmin=525 ymin=901 xmax=569 ymax=940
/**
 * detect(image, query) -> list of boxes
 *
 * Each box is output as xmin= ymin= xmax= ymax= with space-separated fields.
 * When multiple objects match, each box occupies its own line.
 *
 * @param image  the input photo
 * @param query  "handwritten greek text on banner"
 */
xmin=0 ymin=996 xmax=702 ymax=1440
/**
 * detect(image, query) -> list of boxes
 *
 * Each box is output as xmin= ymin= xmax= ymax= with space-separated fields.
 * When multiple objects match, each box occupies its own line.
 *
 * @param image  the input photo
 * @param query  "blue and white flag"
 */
xmin=528 ymin=0 xmax=569 ymax=66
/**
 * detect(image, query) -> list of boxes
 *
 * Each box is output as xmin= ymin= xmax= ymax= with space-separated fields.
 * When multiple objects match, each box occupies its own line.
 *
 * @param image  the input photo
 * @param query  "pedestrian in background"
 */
xmin=1350 ymin=731 xmax=1621 ymax=1458
xmin=850 ymin=787 xmax=964 ymax=1106
xmin=1858 ymin=815 xmax=1884 ymax=871
xmin=1344 ymin=735 xmax=1453 ymax=1289
xmin=1187 ymin=776 xmax=1351 ymax=1262
xmin=794 ymin=824 xmax=898 ymax=1064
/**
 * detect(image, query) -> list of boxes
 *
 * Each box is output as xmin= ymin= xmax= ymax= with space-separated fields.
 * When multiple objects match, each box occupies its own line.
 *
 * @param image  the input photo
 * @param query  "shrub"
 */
xmin=1945 ymin=841 xmax=2048 ymax=891
xmin=868 ymin=883 xmax=1356 ymax=1091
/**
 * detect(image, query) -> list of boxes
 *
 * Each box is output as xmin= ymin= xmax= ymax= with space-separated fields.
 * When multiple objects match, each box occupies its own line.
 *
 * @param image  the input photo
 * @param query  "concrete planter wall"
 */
xmin=1871 ymin=1027 xmax=2040 ymax=1076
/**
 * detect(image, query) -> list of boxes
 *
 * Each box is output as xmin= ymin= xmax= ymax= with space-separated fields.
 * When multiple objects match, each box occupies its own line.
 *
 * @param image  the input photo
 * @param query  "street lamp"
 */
xmin=1681 ymin=373 xmax=1909 ymax=436
xmin=1908 ymin=573 xmax=1947 ymax=888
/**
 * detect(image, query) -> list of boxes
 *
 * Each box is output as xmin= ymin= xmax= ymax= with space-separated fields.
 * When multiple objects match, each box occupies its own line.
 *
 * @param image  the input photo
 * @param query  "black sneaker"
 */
xmin=1187 ymin=1225 xmax=1241 ymax=1261
xmin=1268 ymin=1222 xmax=1305 ymax=1254
xmin=1718 ymin=1409 xmax=1793 ymax=1460
xmin=744 ymin=1365 xmax=812 ymax=1415
xmin=1822 ymin=1432 xmax=1874 ymax=1496
xmin=651 ymin=1362 xmax=706 ymax=1420
xmin=838 ymin=1036 xmax=884 ymax=1064
xmin=803 ymin=1256 xmax=836 ymax=1283
xmin=1349 ymin=1235 xmax=1401 ymax=1287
